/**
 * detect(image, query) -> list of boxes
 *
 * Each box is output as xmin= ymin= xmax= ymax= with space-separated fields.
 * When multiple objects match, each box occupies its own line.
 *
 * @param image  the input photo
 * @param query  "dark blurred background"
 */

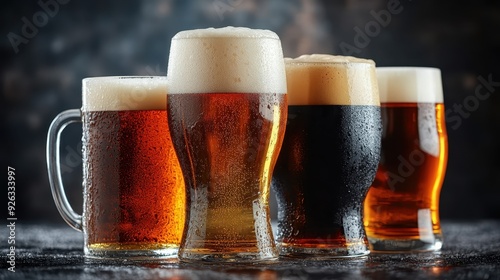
xmin=1 ymin=0 xmax=499 ymax=224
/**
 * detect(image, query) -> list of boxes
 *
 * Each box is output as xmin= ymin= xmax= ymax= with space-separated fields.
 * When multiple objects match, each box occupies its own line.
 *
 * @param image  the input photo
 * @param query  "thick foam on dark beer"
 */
xmin=82 ymin=76 xmax=167 ymax=111
xmin=285 ymin=54 xmax=379 ymax=106
xmin=167 ymin=27 xmax=287 ymax=95
xmin=376 ymin=67 xmax=444 ymax=103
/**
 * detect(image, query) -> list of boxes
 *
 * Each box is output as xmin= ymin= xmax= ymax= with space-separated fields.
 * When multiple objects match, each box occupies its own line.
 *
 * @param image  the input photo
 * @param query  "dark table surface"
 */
xmin=1 ymin=220 xmax=500 ymax=280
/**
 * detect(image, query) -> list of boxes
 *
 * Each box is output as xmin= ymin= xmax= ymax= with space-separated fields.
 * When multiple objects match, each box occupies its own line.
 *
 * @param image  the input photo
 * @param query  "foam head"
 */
xmin=167 ymin=26 xmax=286 ymax=95
xmin=82 ymin=76 xmax=167 ymax=111
xmin=285 ymin=54 xmax=379 ymax=106
xmin=376 ymin=67 xmax=444 ymax=103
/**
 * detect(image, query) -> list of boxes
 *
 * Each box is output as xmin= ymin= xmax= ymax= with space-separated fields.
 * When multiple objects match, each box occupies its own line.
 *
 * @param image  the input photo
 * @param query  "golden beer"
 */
xmin=363 ymin=67 xmax=448 ymax=252
xmin=166 ymin=27 xmax=287 ymax=262
xmin=82 ymin=77 xmax=185 ymax=257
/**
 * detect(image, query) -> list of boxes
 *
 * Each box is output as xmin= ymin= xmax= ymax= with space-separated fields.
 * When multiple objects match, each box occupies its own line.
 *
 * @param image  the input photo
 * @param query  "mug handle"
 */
xmin=46 ymin=109 xmax=83 ymax=232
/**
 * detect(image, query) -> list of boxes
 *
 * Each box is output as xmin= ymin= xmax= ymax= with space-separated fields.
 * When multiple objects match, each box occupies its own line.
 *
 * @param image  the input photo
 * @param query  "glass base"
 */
xmin=277 ymin=243 xmax=370 ymax=259
xmin=179 ymin=250 xmax=278 ymax=264
xmin=367 ymin=234 xmax=443 ymax=253
xmin=84 ymin=246 xmax=179 ymax=260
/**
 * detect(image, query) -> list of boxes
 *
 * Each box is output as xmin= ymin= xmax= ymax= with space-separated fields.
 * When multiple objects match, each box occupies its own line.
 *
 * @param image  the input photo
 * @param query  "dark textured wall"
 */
xmin=1 ymin=0 xmax=499 ymax=223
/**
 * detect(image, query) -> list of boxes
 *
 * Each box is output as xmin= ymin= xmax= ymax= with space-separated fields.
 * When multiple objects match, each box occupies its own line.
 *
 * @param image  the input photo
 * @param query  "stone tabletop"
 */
xmin=1 ymin=220 xmax=500 ymax=279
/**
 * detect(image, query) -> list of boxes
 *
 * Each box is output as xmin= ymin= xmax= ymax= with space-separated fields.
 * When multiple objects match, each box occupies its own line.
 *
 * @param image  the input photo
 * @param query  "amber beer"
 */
xmin=166 ymin=27 xmax=287 ymax=262
xmin=81 ymin=77 xmax=185 ymax=257
xmin=363 ymin=67 xmax=448 ymax=252
xmin=272 ymin=55 xmax=381 ymax=258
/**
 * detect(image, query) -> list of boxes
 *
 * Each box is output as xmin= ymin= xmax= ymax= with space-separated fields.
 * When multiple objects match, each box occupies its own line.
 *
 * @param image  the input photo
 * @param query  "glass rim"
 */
xmin=376 ymin=66 xmax=441 ymax=73
xmin=285 ymin=61 xmax=375 ymax=67
xmin=284 ymin=55 xmax=375 ymax=66
xmin=82 ymin=76 xmax=166 ymax=82
xmin=172 ymin=27 xmax=280 ymax=40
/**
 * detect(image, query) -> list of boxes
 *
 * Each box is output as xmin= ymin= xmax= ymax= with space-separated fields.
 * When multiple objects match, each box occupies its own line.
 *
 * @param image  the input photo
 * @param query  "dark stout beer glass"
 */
xmin=363 ymin=67 xmax=448 ymax=252
xmin=272 ymin=55 xmax=382 ymax=258
xmin=166 ymin=27 xmax=287 ymax=263
xmin=47 ymin=76 xmax=185 ymax=259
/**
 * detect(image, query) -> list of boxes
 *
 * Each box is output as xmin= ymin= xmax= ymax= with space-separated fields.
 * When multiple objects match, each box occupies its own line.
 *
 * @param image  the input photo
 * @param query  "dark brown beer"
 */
xmin=273 ymin=105 xmax=381 ymax=253
xmin=272 ymin=54 xmax=381 ymax=258
xmin=363 ymin=103 xmax=448 ymax=246
xmin=82 ymin=110 xmax=185 ymax=251
xmin=167 ymin=92 xmax=286 ymax=255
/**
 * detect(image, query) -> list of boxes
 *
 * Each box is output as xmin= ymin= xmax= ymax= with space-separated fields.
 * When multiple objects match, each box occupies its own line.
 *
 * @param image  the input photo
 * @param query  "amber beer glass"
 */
xmin=46 ymin=76 xmax=185 ymax=259
xmin=363 ymin=67 xmax=448 ymax=252
xmin=272 ymin=54 xmax=382 ymax=258
xmin=166 ymin=27 xmax=287 ymax=262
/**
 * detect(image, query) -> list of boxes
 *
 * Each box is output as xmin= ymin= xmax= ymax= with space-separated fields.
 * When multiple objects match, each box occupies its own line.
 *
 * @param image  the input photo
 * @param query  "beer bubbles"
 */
xmin=166 ymin=27 xmax=287 ymax=263
xmin=272 ymin=54 xmax=382 ymax=258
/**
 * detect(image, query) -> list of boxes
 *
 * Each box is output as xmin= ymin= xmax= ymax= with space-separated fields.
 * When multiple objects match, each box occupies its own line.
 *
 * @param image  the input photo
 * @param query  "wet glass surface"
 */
xmin=2 ymin=221 xmax=499 ymax=279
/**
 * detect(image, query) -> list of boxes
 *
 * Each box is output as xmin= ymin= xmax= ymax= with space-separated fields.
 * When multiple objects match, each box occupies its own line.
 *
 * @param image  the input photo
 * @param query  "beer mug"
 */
xmin=46 ymin=76 xmax=185 ymax=259
xmin=272 ymin=54 xmax=382 ymax=258
xmin=363 ymin=67 xmax=448 ymax=252
xmin=166 ymin=27 xmax=287 ymax=263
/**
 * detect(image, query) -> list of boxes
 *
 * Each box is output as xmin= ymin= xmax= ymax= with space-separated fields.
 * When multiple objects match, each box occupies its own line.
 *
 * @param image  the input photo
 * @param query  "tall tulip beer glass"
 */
xmin=166 ymin=27 xmax=287 ymax=263
xmin=363 ymin=67 xmax=448 ymax=252
xmin=47 ymin=76 xmax=185 ymax=259
xmin=272 ymin=55 xmax=382 ymax=258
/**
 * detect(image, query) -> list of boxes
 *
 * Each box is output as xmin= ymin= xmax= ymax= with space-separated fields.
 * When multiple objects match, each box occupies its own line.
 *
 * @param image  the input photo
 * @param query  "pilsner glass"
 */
xmin=47 ymin=76 xmax=185 ymax=259
xmin=363 ymin=67 xmax=448 ymax=252
xmin=272 ymin=54 xmax=382 ymax=258
xmin=166 ymin=27 xmax=287 ymax=263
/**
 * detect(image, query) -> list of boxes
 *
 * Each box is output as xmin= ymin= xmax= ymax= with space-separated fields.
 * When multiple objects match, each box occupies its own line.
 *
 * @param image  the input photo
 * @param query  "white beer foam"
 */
xmin=376 ymin=67 xmax=444 ymax=103
xmin=167 ymin=27 xmax=286 ymax=94
xmin=82 ymin=76 xmax=167 ymax=111
xmin=285 ymin=54 xmax=380 ymax=106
